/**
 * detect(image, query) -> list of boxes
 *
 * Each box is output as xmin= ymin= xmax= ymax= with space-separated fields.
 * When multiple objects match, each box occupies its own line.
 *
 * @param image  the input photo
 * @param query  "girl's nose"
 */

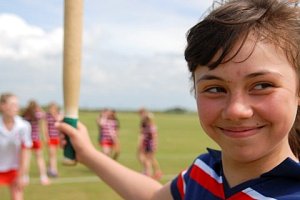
xmin=222 ymin=93 xmax=253 ymax=121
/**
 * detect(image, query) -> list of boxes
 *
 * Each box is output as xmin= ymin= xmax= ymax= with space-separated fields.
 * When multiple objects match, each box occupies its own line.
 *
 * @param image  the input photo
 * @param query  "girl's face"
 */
xmin=1 ymin=96 xmax=19 ymax=118
xmin=49 ymin=104 xmax=58 ymax=114
xmin=195 ymin=38 xmax=299 ymax=163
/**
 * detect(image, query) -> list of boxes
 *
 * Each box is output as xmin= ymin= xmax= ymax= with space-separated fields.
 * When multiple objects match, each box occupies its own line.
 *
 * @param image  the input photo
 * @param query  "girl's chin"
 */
xmin=222 ymin=146 xmax=263 ymax=162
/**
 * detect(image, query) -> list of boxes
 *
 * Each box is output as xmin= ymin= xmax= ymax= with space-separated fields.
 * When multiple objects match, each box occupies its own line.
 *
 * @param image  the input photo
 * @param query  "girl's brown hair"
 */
xmin=290 ymin=107 xmax=300 ymax=159
xmin=185 ymin=0 xmax=300 ymax=79
xmin=22 ymin=100 xmax=39 ymax=121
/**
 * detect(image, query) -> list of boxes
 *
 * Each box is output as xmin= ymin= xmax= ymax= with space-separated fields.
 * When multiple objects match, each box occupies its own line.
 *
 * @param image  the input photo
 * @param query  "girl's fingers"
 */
xmin=55 ymin=122 xmax=77 ymax=137
xmin=56 ymin=122 xmax=77 ymax=148
xmin=76 ymin=121 xmax=87 ymax=133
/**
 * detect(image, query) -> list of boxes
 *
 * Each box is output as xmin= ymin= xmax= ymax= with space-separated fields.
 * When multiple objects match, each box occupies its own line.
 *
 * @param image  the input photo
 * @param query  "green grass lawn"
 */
xmin=0 ymin=111 xmax=218 ymax=200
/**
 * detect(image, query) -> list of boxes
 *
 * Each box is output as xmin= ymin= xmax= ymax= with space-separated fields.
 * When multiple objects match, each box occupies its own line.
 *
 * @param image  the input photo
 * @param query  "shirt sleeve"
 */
xmin=171 ymin=169 xmax=188 ymax=200
xmin=21 ymin=120 xmax=32 ymax=148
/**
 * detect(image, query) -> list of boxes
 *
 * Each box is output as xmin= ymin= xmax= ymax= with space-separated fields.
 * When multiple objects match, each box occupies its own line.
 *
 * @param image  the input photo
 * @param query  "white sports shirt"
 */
xmin=0 ymin=115 xmax=32 ymax=172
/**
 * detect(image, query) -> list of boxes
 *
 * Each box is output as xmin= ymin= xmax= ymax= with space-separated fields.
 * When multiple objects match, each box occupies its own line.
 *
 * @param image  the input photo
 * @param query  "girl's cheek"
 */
xmin=197 ymin=99 xmax=216 ymax=124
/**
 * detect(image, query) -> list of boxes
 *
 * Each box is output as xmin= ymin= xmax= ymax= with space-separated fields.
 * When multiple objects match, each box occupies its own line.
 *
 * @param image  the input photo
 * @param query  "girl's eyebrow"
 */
xmin=196 ymin=75 xmax=223 ymax=84
xmin=196 ymin=70 xmax=283 ymax=84
xmin=245 ymin=70 xmax=283 ymax=79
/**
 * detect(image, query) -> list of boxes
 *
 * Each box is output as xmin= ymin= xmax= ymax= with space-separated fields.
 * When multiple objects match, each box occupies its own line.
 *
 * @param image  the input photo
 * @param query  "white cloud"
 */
xmin=0 ymin=13 xmax=63 ymax=107
xmin=0 ymin=0 xmax=214 ymax=111
xmin=0 ymin=14 xmax=63 ymax=61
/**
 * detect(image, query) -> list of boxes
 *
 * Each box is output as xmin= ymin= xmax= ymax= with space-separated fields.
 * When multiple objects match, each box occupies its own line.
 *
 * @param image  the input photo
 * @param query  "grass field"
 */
xmin=0 ymin=111 xmax=218 ymax=200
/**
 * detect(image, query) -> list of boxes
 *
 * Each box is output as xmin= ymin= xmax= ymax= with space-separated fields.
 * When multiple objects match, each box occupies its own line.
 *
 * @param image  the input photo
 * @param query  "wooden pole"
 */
xmin=62 ymin=0 xmax=83 ymax=166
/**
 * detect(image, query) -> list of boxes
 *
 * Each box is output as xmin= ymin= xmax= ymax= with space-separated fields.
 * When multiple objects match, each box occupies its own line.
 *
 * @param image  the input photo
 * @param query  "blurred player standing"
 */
xmin=0 ymin=93 xmax=32 ymax=200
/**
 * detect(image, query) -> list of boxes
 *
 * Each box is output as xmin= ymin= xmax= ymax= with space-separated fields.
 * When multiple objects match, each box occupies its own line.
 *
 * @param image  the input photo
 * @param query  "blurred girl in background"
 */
xmin=45 ymin=102 xmax=62 ymax=177
xmin=0 ymin=93 xmax=32 ymax=200
xmin=138 ymin=112 xmax=162 ymax=180
xmin=22 ymin=100 xmax=50 ymax=185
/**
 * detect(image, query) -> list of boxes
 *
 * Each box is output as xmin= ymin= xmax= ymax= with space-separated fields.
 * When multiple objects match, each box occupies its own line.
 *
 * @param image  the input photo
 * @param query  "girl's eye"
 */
xmin=204 ymin=86 xmax=226 ymax=93
xmin=253 ymin=82 xmax=274 ymax=90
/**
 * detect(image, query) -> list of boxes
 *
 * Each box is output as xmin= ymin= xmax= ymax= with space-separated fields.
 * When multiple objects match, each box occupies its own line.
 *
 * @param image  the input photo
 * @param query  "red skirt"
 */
xmin=31 ymin=140 xmax=42 ymax=150
xmin=0 ymin=170 xmax=17 ymax=185
xmin=48 ymin=138 xmax=60 ymax=147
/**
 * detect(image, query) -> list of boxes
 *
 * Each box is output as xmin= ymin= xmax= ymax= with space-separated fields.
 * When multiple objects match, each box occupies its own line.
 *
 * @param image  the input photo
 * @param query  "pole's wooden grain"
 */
xmin=63 ymin=0 xmax=83 ymax=118
xmin=62 ymin=0 xmax=83 ymax=165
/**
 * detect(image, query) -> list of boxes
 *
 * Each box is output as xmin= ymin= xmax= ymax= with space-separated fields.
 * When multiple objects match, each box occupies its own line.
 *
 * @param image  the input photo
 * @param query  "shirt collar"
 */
xmin=207 ymin=148 xmax=300 ymax=180
xmin=262 ymin=157 xmax=300 ymax=180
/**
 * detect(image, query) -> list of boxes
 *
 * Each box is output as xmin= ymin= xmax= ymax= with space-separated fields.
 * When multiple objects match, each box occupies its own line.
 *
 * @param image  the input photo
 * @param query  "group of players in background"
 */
xmin=0 ymin=93 xmax=61 ymax=200
xmin=21 ymin=100 xmax=61 ymax=185
xmin=96 ymin=107 xmax=162 ymax=180
xmin=0 ymin=92 xmax=162 ymax=200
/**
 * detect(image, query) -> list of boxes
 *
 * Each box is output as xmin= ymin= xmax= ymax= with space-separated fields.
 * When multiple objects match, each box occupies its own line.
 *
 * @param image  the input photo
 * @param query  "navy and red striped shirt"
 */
xmin=171 ymin=149 xmax=300 ymax=200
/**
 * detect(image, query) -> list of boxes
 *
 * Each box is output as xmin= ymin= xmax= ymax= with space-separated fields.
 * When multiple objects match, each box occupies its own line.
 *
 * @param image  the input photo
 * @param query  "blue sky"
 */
xmin=0 ymin=0 xmax=214 ymax=111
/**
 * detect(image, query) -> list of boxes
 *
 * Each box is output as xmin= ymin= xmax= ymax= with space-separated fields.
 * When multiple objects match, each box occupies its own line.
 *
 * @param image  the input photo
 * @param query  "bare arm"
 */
xmin=43 ymin=118 xmax=50 ymax=142
xmin=96 ymin=115 xmax=102 ymax=126
xmin=17 ymin=147 xmax=31 ymax=188
xmin=56 ymin=121 xmax=173 ymax=200
xmin=38 ymin=112 xmax=48 ymax=142
xmin=18 ymin=148 xmax=30 ymax=176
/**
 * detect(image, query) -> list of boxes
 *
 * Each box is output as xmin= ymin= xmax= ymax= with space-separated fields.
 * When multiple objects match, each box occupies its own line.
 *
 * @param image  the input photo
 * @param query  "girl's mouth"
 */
xmin=218 ymin=126 xmax=265 ymax=138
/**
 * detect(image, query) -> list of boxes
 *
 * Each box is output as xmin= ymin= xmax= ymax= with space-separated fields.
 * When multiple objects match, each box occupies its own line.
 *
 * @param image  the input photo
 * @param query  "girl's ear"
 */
xmin=298 ymin=88 xmax=300 ymax=105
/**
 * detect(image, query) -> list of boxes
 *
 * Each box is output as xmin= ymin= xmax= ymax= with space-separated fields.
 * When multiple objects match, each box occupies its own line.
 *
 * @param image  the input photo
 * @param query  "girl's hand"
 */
xmin=56 ymin=121 xmax=96 ymax=164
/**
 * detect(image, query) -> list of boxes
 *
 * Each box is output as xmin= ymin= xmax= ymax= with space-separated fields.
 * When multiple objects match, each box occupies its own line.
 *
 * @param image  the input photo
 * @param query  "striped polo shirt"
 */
xmin=171 ymin=149 xmax=300 ymax=200
xmin=45 ymin=113 xmax=59 ymax=139
xmin=100 ymin=119 xmax=117 ymax=142
xmin=24 ymin=111 xmax=44 ymax=141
